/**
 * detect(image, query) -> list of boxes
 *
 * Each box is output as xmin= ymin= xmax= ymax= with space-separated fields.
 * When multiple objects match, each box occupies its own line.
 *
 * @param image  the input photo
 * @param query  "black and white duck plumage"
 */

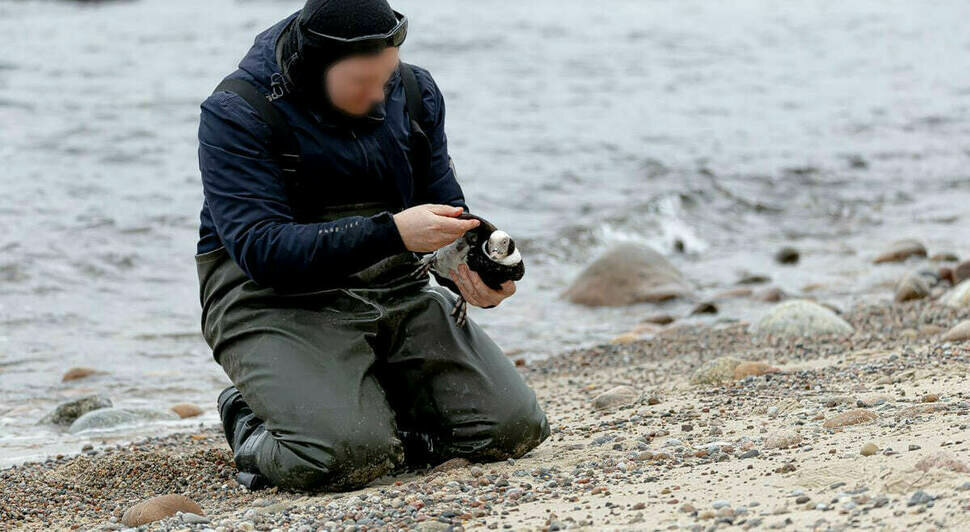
xmin=411 ymin=212 xmax=524 ymax=326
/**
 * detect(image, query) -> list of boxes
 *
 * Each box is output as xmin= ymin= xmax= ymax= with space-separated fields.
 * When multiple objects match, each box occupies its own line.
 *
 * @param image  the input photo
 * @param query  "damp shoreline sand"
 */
xmin=4 ymin=298 xmax=970 ymax=531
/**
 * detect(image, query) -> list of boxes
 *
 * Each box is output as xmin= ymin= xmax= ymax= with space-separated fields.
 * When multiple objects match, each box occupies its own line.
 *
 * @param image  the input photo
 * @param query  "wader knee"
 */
xmin=483 ymin=403 xmax=551 ymax=461
xmin=261 ymin=430 xmax=406 ymax=492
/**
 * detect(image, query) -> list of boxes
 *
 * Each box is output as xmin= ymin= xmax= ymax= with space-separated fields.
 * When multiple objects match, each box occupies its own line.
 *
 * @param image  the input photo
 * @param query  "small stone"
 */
xmin=931 ymin=252 xmax=960 ymax=262
xmin=955 ymin=261 xmax=970 ymax=284
xmin=922 ymin=393 xmax=940 ymax=403
xmin=907 ymin=490 xmax=934 ymax=507
xmin=755 ymin=287 xmax=785 ymax=302
xmin=944 ymin=280 xmax=970 ymax=308
xmin=753 ymin=300 xmax=853 ymax=337
xmin=68 ymin=407 xmax=179 ymax=434
xmin=896 ymin=403 xmax=946 ymax=420
xmin=860 ymin=443 xmax=879 ymax=456
xmin=856 ymin=393 xmax=892 ymax=407
xmin=765 ymin=430 xmax=803 ymax=449
xmin=914 ymin=451 xmax=970 ymax=473
xmin=122 ymin=494 xmax=203 ymax=527
xmin=689 ymin=302 xmax=718 ymax=315
xmin=430 ymin=457 xmax=471 ymax=474
xmin=894 ymin=271 xmax=931 ymax=302
xmin=680 ymin=503 xmax=696 ymax=513
xmin=690 ymin=357 xmax=742 ymax=385
xmin=62 ymin=367 xmax=99 ymax=382
xmin=942 ymin=321 xmax=970 ymax=342
xmin=733 ymin=361 xmax=779 ymax=380
xmin=591 ymin=385 xmax=638 ymax=411
xmin=609 ymin=332 xmax=639 ymax=345
xmin=873 ymin=239 xmax=927 ymax=264
xmin=170 ymin=403 xmax=203 ymax=419
xmin=795 ymin=495 xmax=810 ymax=504
xmin=641 ymin=313 xmax=675 ymax=325
xmin=822 ymin=409 xmax=877 ymax=429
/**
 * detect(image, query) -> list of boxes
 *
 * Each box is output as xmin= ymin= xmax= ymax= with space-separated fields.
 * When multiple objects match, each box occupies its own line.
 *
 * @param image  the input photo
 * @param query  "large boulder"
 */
xmin=563 ymin=243 xmax=690 ymax=306
xmin=944 ymin=280 xmax=970 ymax=308
xmin=752 ymin=299 xmax=854 ymax=337
xmin=68 ymin=407 xmax=179 ymax=434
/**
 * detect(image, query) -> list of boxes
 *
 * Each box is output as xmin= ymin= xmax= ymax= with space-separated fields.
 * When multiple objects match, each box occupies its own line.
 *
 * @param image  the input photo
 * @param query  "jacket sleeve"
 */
xmin=198 ymin=90 xmax=408 ymax=292
xmin=412 ymin=66 xmax=469 ymax=212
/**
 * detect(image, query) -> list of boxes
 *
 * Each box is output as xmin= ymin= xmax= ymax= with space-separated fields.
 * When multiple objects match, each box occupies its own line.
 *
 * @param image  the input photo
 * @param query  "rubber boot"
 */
xmin=217 ymin=385 xmax=271 ymax=490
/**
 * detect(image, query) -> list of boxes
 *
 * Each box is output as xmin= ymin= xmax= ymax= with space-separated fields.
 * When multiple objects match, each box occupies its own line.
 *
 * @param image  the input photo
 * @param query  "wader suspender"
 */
xmin=211 ymin=63 xmax=432 ymax=217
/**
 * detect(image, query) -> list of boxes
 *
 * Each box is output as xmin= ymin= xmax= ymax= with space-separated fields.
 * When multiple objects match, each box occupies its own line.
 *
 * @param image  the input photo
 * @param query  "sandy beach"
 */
xmin=5 ymin=294 xmax=970 ymax=531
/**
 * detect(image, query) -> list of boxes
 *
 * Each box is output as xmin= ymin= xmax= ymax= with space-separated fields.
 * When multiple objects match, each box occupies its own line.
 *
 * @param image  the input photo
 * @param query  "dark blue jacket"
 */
xmin=196 ymin=10 xmax=467 ymax=291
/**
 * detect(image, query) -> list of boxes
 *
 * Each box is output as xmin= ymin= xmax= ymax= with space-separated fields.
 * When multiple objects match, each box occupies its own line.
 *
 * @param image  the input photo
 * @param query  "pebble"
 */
xmin=943 ymin=280 xmax=970 ymax=308
xmin=170 ymin=403 xmax=204 ymax=418
xmin=873 ymin=239 xmax=927 ymax=264
xmin=690 ymin=357 xmax=742 ymax=385
xmin=591 ymin=385 xmax=638 ymax=411
xmin=733 ymin=361 xmax=779 ymax=380
xmin=822 ymin=409 xmax=878 ymax=429
xmin=753 ymin=299 xmax=854 ymax=337
xmin=61 ymin=367 xmax=100 ymax=382
xmin=122 ymin=494 xmax=203 ymax=527
xmin=942 ymin=320 xmax=970 ymax=342
xmin=860 ymin=443 xmax=879 ymax=456
xmin=765 ymin=430 xmax=803 ymax=449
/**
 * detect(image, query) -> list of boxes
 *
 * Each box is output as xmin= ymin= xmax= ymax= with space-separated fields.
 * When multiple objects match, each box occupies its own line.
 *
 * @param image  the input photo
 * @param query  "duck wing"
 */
xmin=457 ymin=212 xmax=498 ymax=234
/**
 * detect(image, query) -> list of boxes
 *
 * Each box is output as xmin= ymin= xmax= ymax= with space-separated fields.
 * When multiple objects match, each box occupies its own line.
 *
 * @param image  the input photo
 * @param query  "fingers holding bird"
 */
xmin=450 ymin=263 xmax=515 ymax=308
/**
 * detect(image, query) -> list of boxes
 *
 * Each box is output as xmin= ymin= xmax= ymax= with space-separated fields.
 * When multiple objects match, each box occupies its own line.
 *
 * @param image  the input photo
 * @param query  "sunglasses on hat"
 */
xmin=300 ymin=9 xmax=408 ymax=54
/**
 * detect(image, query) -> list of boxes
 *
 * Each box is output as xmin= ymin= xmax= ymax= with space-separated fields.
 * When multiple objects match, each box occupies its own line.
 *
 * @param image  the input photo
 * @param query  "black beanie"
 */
xmin=277 ymin=0 xmax=400 ymax=117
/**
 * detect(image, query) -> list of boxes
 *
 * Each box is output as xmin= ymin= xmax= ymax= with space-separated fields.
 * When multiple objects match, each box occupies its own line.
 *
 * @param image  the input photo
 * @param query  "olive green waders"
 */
xmin=194 ymin=202 xmax=551 ymax=492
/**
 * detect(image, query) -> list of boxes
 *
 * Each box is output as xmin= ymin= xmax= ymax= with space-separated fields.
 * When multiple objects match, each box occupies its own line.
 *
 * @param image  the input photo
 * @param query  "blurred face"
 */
xmin=324 ymin=47 xmax=400 ymax=116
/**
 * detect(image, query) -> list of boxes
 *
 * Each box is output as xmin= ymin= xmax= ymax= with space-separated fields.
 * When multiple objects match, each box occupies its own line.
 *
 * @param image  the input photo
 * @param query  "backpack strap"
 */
xmin=398 ymin=62 xmax=433 ymax=203
xmin=212 ymin=77 xmax=307 ymax=213
xmin=212 ymin=66 xmax=432 ymax=211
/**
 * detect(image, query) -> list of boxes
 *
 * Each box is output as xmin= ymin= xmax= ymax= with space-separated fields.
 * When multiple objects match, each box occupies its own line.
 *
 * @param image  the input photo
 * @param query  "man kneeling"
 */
xmin=194 ymin=0 xmax=550 ymax=491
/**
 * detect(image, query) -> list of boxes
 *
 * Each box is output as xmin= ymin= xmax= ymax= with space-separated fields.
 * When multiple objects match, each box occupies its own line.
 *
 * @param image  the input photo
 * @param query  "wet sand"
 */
xmin=4 ymin=298 xmax=970 ymax=531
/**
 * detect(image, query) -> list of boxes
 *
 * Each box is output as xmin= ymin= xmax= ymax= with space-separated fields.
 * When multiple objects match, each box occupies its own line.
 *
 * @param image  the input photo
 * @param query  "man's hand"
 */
xmin=450 ymin=263 xmax=516 ymax=308
xmin=392 ymin=204 xmax=480 ymax=252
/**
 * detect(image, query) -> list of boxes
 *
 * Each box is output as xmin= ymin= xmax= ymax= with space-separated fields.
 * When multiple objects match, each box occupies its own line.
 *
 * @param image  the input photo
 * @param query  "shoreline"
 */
xmin=3 ymin=298 xmax=970 ymax=531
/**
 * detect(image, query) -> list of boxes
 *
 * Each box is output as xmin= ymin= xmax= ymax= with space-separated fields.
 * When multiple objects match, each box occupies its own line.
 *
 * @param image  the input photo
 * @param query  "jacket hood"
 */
xmin=237 ymin=10 xmax=392 ymax=129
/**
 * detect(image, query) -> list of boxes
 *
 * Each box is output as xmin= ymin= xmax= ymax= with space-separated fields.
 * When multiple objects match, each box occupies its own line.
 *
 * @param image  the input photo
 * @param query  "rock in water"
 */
xmin=943 ymin=280 xmax=970 ymax=308
xmin=61 ymin=367 xmax=99 ymax=382
xmin=170 ymin=403 xmax=203 ymax=418
xmin=775 ymin=247 xmax=800 ymax=265
xmin=122 ymin=494 xmax=203 ymax=527
xmin=591 ymin=385 xmax=638 ymax=411
xmin=563 ymin=243 xmax=690 ymax=306
xmin=894 ymin=271 xmax=931 ymax=302
xmin=68 ymin=407 xmax=179 ymax=434
xmin=38 ymin=395 xmax=112 ymax=426
xmin=942 ymin=320 xmax=970 ymax=342
xmin=752 ymin=300 xmax=854 ymax=337
xmin=690 ymin=357 xmax=742 ymax=385
xmin=873 ymin=239 xmax=927 ymax=264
